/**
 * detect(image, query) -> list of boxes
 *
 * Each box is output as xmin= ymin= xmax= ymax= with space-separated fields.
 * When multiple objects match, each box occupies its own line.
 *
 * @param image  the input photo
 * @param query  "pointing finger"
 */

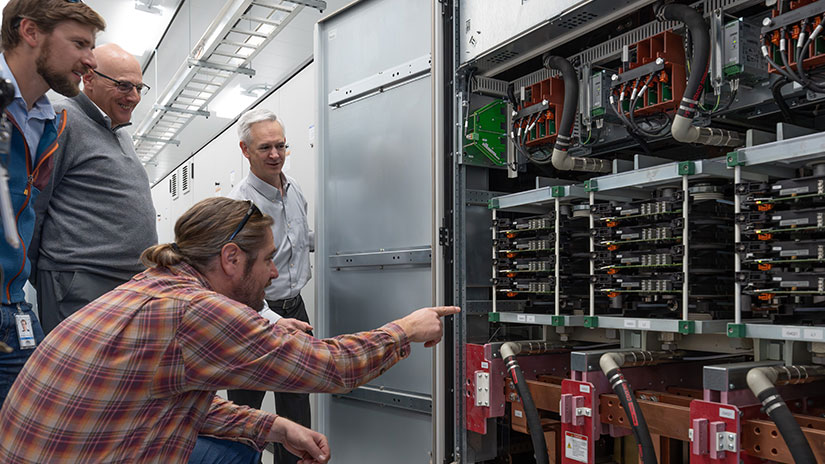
xmin=432 ymin=306 xmax=461 ymax=317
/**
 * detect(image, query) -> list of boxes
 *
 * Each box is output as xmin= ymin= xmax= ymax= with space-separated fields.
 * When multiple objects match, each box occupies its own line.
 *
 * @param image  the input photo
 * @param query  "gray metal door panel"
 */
xmin=459 ymin=0 xmax=588 ymax=63
xmin=328 ymin=399 xmax=432 ymax=463
xmin=316 ymin=0 xmax=434 ymax=460
xmin=329 ymin=266 xmax=433 ymax=392
xmin=325 ymin=77 xmax=433 ymax=252
xmin=323 ymin=1 xmax=431 ymax=91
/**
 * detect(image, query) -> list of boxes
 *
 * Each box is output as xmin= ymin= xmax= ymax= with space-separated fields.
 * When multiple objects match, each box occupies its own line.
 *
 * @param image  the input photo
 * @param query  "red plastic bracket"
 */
xmin=465 ymin=343 xmax=496 ymax=434
xmin=560 ymin=379 xmax=596 ymax=464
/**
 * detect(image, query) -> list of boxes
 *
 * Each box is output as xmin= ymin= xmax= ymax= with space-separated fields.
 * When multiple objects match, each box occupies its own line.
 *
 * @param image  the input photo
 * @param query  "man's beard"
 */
xmin=36 ymin=38 xmax=81 ymax=97
xmin=236 ymin=265 xmax=266 ymax=311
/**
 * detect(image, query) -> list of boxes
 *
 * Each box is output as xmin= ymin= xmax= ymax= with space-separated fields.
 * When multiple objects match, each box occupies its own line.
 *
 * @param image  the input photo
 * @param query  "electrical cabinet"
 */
xmin=446 ymin=0 xmax=825 ymax=462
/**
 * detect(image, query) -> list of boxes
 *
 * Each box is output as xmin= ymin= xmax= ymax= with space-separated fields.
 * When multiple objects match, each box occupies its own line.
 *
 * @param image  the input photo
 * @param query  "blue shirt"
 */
xmin=0 ymin=54 xmax=56 ymax=164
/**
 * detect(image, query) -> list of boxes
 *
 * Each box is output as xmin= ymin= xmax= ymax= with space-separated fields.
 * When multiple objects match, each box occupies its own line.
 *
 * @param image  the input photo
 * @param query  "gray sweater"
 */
xmin=29 ymin=92 xmax=157 ymax=281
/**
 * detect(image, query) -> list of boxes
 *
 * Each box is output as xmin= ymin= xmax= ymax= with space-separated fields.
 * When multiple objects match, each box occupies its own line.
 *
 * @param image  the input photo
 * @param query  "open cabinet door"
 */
xmin=315 ymin=1 xmax=441 ymax=463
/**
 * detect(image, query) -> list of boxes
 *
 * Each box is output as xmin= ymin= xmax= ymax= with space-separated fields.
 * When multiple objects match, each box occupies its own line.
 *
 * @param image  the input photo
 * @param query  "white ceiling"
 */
xmin=46 ymin=0 xmax=351 ymax=185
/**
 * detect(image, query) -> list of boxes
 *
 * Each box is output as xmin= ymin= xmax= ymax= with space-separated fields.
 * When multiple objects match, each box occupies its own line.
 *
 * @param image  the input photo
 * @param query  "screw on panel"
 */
xmin=726 ymin=151 xmax=742 ymax=167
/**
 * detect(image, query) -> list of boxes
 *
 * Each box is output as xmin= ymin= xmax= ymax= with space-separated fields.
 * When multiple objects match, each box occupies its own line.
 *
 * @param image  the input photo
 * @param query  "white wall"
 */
xmin=150 ymin=61 xmax=317 ymax=297
xmin=149 ymin=62 xmax=319 ymax=429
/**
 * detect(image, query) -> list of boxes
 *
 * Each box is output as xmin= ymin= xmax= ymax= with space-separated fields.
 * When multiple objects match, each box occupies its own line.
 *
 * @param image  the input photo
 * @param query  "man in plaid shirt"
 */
xmin=0 ymin=197 xmax=458 ymax=463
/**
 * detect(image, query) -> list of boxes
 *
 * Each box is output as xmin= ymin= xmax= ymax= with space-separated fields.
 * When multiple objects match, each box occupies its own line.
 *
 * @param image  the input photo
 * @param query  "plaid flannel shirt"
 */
xmin=0 ymin=263 xmax=410 ymax=463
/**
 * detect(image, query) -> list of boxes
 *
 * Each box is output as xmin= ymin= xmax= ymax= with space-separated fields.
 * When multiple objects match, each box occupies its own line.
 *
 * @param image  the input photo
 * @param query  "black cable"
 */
xmin=763 ymin=34 xmax=801 ymax=83
xmin=609 ymin=90 xmax=654 ymax=155
xmin=506 ymin=85 xmax=553 ymax=167
xmin=795 ymin=19 xmax=825 ymax=92
xmin=611 ymin=110 xmax=653 ymax=156
xmin=763 ymin=30 xmax=825 ymax=93
xmin=658 ymin=4 xmax=709 ymax=119
xmin=797 ymin=28 xmax=815 ymax=81
xmin=627 ymin=78 xmax=650 ymax=129
xmin=779 ymin=28 xmax=807 ymax=84
xmin=509 ymin=120 xmax=530 ymax=166
xmin=712 ymin=85 xmax=738 ymax=114
xmin=771 ymin=77 xmax=797 ymax=122
xmin=605 ymin=367 xmax=658 ymax=464
xmin=628 ymin=75 xmax=671 ymax=137
xmin=506 ymin=83 xmax=519 ymax=111
xmin=505 ymin=354 xmax=549 ymax=464
xmin=543 ymin=55 xmax=579 ymax=153
xmin=795 ymin=19 xmax=810 ymax=70
xmin=757 ymin=386 xmax=816 ymax=464
xmin=614 ymin=84 xmax=636 ymax=129
xmin=523 ymin=114 xmax=553 ymax=165
xmin=511 ymin=115 xmax=552 ymax=166
xmin=636 ymin=112 xmax=671 ymax=136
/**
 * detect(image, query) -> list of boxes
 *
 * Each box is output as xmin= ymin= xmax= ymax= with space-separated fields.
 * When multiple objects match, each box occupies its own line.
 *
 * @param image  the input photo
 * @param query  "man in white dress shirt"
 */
xmin=228 ymin=108 xmax=313 ymax=464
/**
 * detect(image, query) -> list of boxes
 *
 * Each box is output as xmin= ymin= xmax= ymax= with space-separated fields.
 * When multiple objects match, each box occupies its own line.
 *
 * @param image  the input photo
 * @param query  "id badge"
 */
xmin=15 ymin=314 xmax=36 ymax=350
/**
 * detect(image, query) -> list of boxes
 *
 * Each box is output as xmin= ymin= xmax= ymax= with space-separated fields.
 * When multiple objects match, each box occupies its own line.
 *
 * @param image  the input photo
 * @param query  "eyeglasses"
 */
xmin=226 ymin=201 xmax=260 ymax=243
xmin=93 ymin=70 xmax=151 ymax=96
xmin=256 ymin=143 xmax=289 ymax=154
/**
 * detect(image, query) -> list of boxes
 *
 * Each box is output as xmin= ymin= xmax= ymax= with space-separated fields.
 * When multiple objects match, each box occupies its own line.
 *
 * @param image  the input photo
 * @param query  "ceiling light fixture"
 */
xmin=240 ymin=82 xmax=273 ymax=97
xmin=135 ymin=0 xmax=162 ymax=15
xmin=133 ymin=0 xmax=327 ymax=163
xmin=212 ymin=84 xmax=257 ymax=119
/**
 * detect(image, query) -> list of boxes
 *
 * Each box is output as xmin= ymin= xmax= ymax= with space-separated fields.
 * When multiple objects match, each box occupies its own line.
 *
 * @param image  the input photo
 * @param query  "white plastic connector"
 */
xmin=500 ymin=342 xmax=522 ymax=359
xmin=812 ymin=24 xmax=823 ymax=42
xmin=599 ymin=352 xmax=626 ymax=374
xmin=746 ymin=367 xmax=779 ymax=398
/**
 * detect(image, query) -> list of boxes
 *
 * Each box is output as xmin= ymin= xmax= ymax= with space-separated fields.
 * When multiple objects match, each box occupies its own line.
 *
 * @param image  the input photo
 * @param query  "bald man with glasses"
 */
xmin=30 ymin=42 xmax=158 ymax=333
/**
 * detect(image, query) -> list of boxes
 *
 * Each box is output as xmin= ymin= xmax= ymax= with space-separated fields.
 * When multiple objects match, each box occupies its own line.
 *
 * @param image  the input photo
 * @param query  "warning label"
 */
xmin=564 ymin=431 xmax=588 ymax=463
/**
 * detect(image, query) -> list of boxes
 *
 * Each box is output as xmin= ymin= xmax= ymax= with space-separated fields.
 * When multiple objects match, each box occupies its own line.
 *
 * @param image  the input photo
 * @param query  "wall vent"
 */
xmin=181 ymin=164 xmax=190 ymax=194
xmin=170 ymin=172 xmax=179 ymax=200
xmin=557 ymin=11 xmax=599 ymax=30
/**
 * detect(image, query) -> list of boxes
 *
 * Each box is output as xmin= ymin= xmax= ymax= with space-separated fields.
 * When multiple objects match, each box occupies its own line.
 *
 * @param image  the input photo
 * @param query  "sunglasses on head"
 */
xmin=225 ymin=201 xmax=261 ymax=243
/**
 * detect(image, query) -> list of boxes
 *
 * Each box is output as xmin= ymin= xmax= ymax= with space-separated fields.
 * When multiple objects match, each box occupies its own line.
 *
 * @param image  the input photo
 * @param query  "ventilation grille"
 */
xmin=557 ymin=11 xmax=598 ymax=30
xmin=170 ymin=172 xmax=179 ymax=200
xmin=181 ymin=164 xmax=190 ymax=194
xmin=507 ymin=0 xmax=753 ymax=91
xmin=472 ymin=76 xmax=509 ymax=97
xmin=513 ymin=67 xmax=560 ymax=91
xmin=488 ymin=50 xmax=519 ymax=64
xmin=570 ymin=0 xmax=750 ymax=66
